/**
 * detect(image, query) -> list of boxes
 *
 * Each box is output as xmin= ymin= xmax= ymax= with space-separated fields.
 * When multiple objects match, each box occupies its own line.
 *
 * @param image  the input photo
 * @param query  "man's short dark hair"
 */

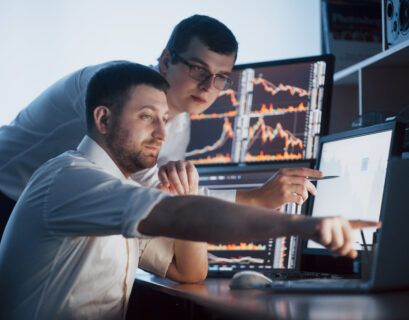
xmin=166 ymin=15 xmax=238 ymax=61
xmin=85 ymin=62 xmax=169 ymax=131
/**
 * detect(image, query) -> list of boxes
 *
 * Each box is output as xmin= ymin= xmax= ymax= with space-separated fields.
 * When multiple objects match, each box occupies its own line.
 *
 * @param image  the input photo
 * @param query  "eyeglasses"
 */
xmin=171 ymin=52 xmax=233 ymax=90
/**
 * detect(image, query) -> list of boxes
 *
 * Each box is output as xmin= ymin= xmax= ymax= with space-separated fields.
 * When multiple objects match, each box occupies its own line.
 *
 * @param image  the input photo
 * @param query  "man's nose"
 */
xmin=198 ymin=75 xmax=213 ymax=91
xmin=153 ymin=119 xmax=167 ymax=141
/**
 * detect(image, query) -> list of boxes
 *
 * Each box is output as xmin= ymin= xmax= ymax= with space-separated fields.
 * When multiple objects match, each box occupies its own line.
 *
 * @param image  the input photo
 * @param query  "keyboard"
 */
xmin=264 ymin=270 xmax=340 ymax=281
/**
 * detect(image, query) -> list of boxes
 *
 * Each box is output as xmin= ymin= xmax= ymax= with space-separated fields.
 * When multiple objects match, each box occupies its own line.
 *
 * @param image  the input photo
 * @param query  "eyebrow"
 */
xmin=188 ymin=56 xmax=232 ymax=76
xmin=139 ymin=105 xmax=169 ymax=117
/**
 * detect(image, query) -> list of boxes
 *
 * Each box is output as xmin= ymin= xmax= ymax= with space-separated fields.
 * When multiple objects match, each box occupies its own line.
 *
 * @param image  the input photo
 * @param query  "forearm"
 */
xmin=235 ymin=189 xmax=257 ymax=206
xmin=138 ymin=195 xmax=305 ymax=243
xmin=166 ymin=240 xmax=208 ymax=283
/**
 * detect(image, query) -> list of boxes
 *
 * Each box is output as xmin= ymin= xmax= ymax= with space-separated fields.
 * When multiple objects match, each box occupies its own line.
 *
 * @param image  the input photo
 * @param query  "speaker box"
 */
xmin=384 ymin=0 xmax=409 ymax=49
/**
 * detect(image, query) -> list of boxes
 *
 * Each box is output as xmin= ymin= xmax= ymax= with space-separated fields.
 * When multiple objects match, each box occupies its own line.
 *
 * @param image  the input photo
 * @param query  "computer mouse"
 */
xmin=229 ymin=271 xmax=273 ymax=289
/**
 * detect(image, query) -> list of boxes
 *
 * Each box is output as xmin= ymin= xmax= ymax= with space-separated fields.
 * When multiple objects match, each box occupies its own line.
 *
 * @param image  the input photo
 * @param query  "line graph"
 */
xmin=208 ymin=253 xmax=264 ymax=264
xmin=190 ymin=110 xmax=237 ymax=120
xmin=245 ymin=151 xmax=303 ymax=162
xmin=251 ymin=102 xmax=307 ymax=116
xmin=253 ymin=76 xmax=310 ymax=97
xmin=185 ymin=118 xmax=233 ymax=160
xmin=186 ymin=116 xmax=304 ymax=164
xmin=190 ymin=102 xmax=307 ymax=120
xmin=248 ymin=118 xmax=304 ymax=150
xmin=208 ymin=242 xmax=267 ymax=251
xmin=185 ymin=60 xmax=327 ymax=163
xmin=219 ymin=88 xmax=239 ymax=106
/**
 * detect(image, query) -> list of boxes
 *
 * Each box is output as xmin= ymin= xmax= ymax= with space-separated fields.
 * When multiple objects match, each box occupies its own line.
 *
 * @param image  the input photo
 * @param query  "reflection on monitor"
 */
xmin=307 ymin=129 xmax=393 ymax=250
xmin=199 ymin=164 xmax=308 ymax=273
xmin=186 ymin=55 xmax=334 ymax=165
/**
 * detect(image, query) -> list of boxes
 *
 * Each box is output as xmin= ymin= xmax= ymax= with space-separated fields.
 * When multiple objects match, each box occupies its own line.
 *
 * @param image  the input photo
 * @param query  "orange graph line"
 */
xmin=245 ymin=151 xmax=303 ymax=162
xmin=248 ymin=118 xmax=304 ymax=150
xmin=185 ymin=118 xmax=234 ymax=158
xmin=190 ymin=154 xmax=231 ymax=164
xmin=253 ymin=76 xmax=310 ymax=97
xmin=208 ymin=242 xmax=266 ymax=251
xmin=251 ymin=102 xmax=307 ymax=115
xmin=190 ymin=102 xmax=307 ymax=120
xmin=190 ymin=110 xmax=237 ymax=120
xmin=219 ymin=88 xmax=239 ymax=106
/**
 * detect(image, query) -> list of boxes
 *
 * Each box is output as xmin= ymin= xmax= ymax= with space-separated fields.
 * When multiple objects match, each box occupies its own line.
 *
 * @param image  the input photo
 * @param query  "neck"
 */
xmin=88 ymin=132 xmax=131 ymax=178
xmin=168 ymin=106 xmax=180 ymax=120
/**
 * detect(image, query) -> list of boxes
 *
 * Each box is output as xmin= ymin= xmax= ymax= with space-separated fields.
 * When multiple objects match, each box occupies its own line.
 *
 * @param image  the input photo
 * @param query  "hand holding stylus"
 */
xmin=236 ymin=168 xmax=323 ymax=209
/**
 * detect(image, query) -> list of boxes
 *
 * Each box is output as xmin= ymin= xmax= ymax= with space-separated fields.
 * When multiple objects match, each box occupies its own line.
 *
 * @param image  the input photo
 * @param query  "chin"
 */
xmin=188 ymin=105 xmax=211 ymax=115
xmin=142 ymin=157 xmax=158 ymax=169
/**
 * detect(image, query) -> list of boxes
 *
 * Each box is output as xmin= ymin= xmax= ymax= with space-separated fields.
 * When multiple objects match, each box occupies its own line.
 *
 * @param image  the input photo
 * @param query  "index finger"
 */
xmin=280 ymin=168 xmax=323 ymax=178
xmin=349 ymin=220 xmax=382 ymax=229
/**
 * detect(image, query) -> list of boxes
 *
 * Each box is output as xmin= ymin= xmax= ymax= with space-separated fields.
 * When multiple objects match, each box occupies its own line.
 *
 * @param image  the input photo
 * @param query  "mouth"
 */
xmin=145 ymin=146 xmax=159 ymax=151
xmin=144 ymin=144 xmax=161 ymax=153
xmin=191 ymin=95 xmax=207 ymax=104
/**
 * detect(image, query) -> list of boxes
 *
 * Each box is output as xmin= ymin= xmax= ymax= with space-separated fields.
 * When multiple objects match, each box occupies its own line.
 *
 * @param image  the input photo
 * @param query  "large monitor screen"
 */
xmin=307 ymin=127 xmax=393 ymax=250
xmin=186 ymin=55 xmax=334 ymax=165
xmin=199 ymin=163 xmax=310 ymax=273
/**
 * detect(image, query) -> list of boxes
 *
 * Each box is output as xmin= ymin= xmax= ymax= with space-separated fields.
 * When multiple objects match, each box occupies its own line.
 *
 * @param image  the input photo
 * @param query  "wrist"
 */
xmin=236 ymin=189 xmax=258 ymax=207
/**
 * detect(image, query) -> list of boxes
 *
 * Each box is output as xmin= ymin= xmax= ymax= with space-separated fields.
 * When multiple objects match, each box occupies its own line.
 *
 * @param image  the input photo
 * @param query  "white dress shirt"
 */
xmin=0 ymin=136 xmax=175 ymax=320
xmin=0 ymin=61 xmax=236 ymax=202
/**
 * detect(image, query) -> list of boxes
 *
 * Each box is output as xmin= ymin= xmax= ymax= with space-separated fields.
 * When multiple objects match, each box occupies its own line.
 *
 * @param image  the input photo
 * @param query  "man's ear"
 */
xmin=159 ymin=49 xmax=171 ymax=76
xmin=93 ymin=106 xmax=112 ymax=135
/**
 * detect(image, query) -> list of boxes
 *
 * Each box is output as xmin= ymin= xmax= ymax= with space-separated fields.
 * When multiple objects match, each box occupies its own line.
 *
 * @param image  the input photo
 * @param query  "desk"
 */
xmin=126 ymin=270 xmax=409 ymax=320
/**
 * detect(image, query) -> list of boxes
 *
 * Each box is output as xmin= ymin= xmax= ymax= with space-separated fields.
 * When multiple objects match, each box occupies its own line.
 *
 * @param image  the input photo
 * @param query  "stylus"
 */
xmin=307 ymin=175 xmax=340 ymax=181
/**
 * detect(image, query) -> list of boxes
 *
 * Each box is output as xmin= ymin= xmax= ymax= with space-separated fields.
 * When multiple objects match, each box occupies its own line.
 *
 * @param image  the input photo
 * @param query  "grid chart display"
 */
xmin=200 ymin=169 xmax=304 ymax=273
xmin=186 ymin=58 xmax=329 ymax=165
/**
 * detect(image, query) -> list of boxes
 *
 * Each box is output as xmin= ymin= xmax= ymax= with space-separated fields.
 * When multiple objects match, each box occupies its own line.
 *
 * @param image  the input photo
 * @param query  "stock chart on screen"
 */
xmin=198 ymin=165 xmax=308 ymax=274
xmin=185 ymin=55 xmax=334 ymax=165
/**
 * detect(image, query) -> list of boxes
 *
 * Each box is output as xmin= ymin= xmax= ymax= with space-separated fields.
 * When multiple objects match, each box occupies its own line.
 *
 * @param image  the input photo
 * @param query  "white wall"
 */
xmin=0 ymin=0 xmax=320 ymax=126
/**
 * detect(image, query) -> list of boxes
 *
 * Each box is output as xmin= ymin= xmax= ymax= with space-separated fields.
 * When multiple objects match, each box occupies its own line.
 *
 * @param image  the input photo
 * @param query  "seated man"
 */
xmin=0 ymin=62 xmax=378 ymax=319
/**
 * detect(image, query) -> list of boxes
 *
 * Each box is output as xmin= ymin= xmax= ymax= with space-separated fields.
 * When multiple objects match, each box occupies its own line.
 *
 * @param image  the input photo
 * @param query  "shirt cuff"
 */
xmin=198 ymin=187 xmax=236 ymax=203
xmin=139 ymin=237 xmax=175 ymax=277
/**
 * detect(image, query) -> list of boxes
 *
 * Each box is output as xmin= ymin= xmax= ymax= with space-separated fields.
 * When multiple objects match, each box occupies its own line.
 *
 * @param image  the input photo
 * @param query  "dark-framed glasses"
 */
xmin=171 ymin=52 xmax=232 ymax=90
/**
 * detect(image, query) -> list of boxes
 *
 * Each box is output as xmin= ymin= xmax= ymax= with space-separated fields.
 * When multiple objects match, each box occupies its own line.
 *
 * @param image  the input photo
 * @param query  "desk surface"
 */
xmin=133 ymin=270 xmax=409 ymax=320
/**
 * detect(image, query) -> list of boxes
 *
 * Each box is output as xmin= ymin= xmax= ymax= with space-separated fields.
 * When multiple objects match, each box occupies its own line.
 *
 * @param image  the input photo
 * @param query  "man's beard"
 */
xmin=106 ymin=125 xmax=159 ymax=174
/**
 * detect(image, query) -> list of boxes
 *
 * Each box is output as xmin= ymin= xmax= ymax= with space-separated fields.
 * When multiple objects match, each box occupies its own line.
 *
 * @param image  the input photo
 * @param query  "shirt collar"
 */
xmin=77 ymin=135 xmax=129 ymax=181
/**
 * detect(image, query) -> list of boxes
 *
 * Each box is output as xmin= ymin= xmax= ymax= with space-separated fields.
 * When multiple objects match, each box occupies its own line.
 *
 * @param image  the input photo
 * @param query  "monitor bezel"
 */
xmin=191 ymin=54 xmax=335 ymax=168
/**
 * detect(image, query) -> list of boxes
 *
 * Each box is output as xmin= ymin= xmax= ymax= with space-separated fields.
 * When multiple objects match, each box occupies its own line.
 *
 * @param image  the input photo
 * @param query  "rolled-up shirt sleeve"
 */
xmin=138 ymin=237 xmax=175 ymax=277
xmin=42 ymin=162 xmax=170 ymax=238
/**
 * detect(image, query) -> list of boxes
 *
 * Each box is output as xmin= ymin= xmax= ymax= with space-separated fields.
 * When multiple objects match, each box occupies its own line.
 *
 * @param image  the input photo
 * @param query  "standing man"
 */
xmin=0 ymin=62 xmax=379 ymax=319
xmin=0 ymin=15 xmax=320 ymax=239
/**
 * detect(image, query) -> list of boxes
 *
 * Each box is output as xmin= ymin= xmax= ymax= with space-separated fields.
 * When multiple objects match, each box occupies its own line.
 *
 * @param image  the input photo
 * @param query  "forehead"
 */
xmin=181 ymin=37 xmax=235 ymax=73
xmin=124 ymin=84 xmax=168 ymax=114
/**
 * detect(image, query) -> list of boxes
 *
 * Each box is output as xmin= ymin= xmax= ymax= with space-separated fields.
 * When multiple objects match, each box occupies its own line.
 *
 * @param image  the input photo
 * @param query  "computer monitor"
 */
xmin=186 ymin=54 xmax=334 ymax=165
xmin=199 ymin=162 xmax=311 ymax=275
xmin=305 ymin=122 xmax=396 ymax=253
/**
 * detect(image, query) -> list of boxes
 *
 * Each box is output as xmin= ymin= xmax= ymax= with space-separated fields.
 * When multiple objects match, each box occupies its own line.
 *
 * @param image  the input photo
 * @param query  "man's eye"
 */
xmin=192 ymin=65 xmax=208 ymax=75
xmin=141 ymin=114 xmax=152 ymax=120
xmin=215 ymin=75 xmax=228 ymax=81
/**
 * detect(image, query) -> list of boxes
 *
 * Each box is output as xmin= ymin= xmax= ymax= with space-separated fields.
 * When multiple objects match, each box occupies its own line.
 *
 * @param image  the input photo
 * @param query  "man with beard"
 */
xmin=0 ymin=15 xmax=322 ymax=240
xmin=0 ymin=62 xmax=380 ymax=320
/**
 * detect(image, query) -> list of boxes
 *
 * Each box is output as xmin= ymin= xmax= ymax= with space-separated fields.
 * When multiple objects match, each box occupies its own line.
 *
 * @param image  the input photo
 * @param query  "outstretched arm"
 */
xmin=139 ymin=195 xmax=380 ymax=260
